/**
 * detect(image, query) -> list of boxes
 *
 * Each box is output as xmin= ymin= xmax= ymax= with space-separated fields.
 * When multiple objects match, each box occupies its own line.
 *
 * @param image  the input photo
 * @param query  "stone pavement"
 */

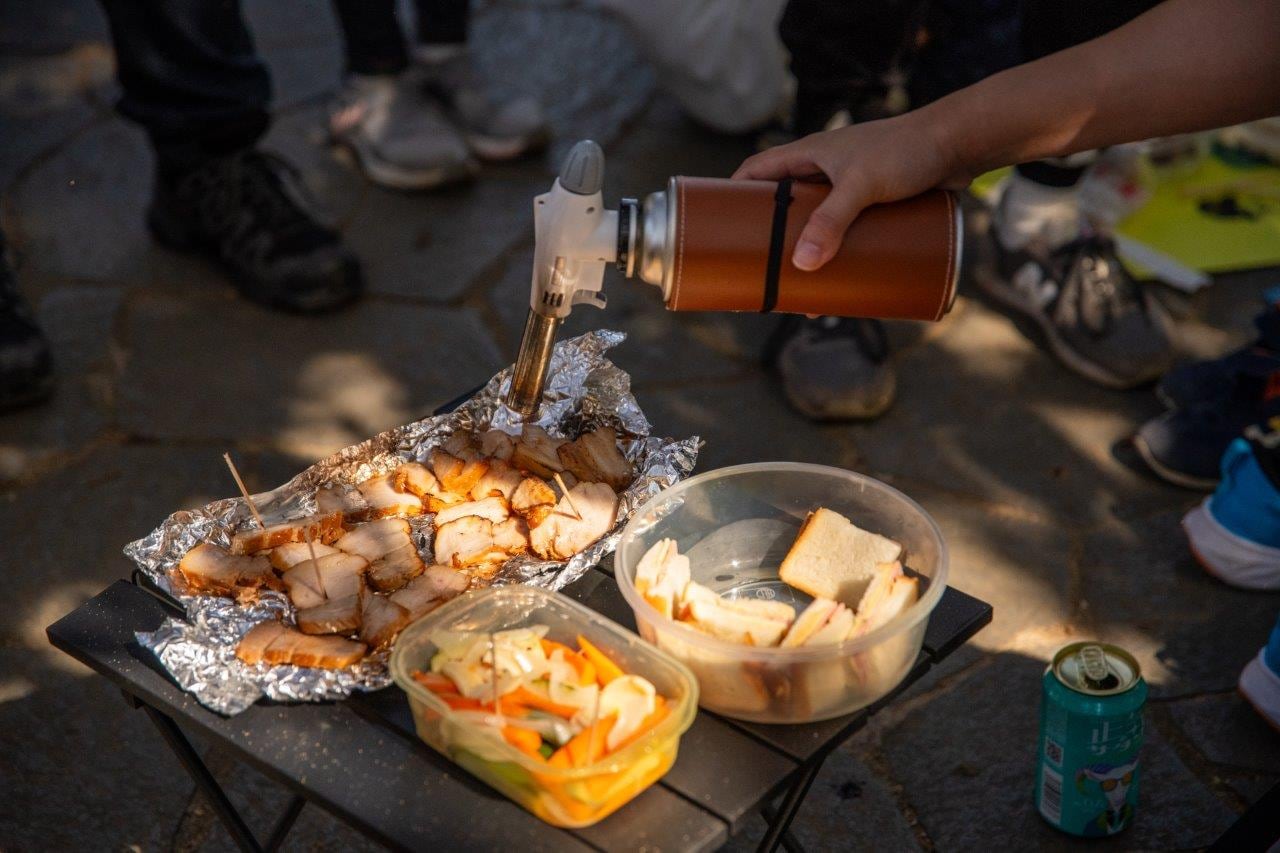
xmin=2 ymin=1 xmax=1278 ymax=850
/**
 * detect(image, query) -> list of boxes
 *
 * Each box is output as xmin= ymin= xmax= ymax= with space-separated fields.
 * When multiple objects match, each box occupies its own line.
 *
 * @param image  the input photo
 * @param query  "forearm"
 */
xmin=926 ymin=0 xmax=1280 ymax=180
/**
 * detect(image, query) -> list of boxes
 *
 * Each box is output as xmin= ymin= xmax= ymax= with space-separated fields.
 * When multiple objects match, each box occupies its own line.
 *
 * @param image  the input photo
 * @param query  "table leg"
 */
xmin=142 ymin=704 xmax=265 ymax=853
xmin=756 ymin=758 xmax=824 ymax=853
xmin=759 ymin=801 xmax=805 ymax=853
xmin=263 ymin=794 xmax=307 ymax=852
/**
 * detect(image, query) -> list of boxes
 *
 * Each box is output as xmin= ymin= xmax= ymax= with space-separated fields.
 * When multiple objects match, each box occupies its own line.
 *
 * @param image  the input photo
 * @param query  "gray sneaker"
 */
xmin=328 ymin=73 xmax=477 ymax=191
xmin=766 ymin=316 xmax=896 ymax=421
xmin=977 ymin=225 xmax=1175 ymax=389
xmin=413 ymin=48 xmax=549 ymax=161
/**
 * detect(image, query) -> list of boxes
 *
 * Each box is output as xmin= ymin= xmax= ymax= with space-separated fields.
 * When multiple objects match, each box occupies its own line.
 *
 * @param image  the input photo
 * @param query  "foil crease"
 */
xmin=130 ymin=330 xmax=700 ymax=715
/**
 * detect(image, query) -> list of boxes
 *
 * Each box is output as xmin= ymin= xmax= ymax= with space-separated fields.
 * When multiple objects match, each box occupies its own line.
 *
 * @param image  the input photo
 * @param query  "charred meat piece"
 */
xmin=315 ymin=484 xmax=370 ymax=521
xmin=237 ymin=621 xmax=367 ymax=668
xmin=360 ymin=594 xmax=412 ymax=649
xmin=434 ymin=496 xmax=510 ymax=527
xmin=230 ymin=511 xmax=345 ymax=555
xmin=511 ymin=477 xmax=556 ymax=516
xmin=529 ymin=482 xmax=619 ymax=560
xmin=480 ymin=429 xmax=516 ymax=461
xmin=511 ymin=425 xmax=565 ymax=478
xmin=442 ymin=433 xmax=478 ymax=458
xmin=394 ymin=462 xmax=464 ymax=513
xmin=178 ymin=543 xmax=276 ymax=595
xmin=282 ymin=552 xmax=367 ymax=609
xmin=469 ymin=459 xmax=524 ymax=502
xmin=526 ymin=505 xmax=555 ymax=529
xmin=390 ymin=565 xmax=469 ymax=620
xmin=434 ymin=516 xmax=505 ymax=568
xmin=556 ymin=427 xmax=632 ymax=491
xmin=356 ymin=474 xmax=423 ymax=518
xmin=334 ymin=518 xmax=413 ymax=562
xmin=236 ymin=621 xmax=287 ymax=665
xmin=430 ymin=449 xmax=489 ymax=496
xmin=367 ymin=543 xmax=426 ymax=593
xmin=269 ymin=541 xmax=340 ymax=571
xmin=296 ymin=593 xmax=363 ymax=635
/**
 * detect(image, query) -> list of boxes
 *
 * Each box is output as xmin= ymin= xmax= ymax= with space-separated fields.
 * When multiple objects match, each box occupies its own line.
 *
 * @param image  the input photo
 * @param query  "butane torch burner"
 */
xmin=506 ymin=140 xmax=624 ymax=417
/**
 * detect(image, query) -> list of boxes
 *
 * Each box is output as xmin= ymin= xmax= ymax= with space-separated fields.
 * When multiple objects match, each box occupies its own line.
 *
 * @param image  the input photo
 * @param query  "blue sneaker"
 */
xmin=1238 ymin=616 xmax=1280 ymax=732
xmin=1157 ymin=285 xmax=1280 ymax=410
xmin=1182 ymin=433 xmax=1280 ymax=590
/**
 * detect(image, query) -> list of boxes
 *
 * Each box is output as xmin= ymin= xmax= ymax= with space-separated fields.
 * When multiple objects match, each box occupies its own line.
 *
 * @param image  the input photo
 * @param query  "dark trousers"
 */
xmin=99 ymin=0 xmax=468 ymax=177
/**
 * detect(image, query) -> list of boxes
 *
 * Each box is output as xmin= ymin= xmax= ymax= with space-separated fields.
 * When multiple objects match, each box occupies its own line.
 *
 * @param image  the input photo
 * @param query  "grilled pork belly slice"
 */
xmin=511 ymin=425 xmax=565 ymax=478
xmin=360 ymin=594 xmax=412 ymax=649
xmin=244 ymin=623 xmax=366 ymax=668
xmin=556 ymin=427 xmax=632 ymax=491
xmin=469 ymin=459 xmax=524 ymax=502
xmin=434 ymin=516 xmax=505 ymax=568
xmin=389 ymin=565 xmax=469 ymax=620
xmin=529 ymin=482 xmax=618 ymax=560
xmin=492 ymin=516 xmax=530 ymax=554
xmin=229 ymin=511 xmax=345 ymax=555
xmin=368 ymin=543 xmax=426 ymax=592
xmin=315 ymin=484 xmax=370 ymax=521
xmin=480 ymin=429 xmax=516 ymax=461
xmin=296 ymin=593 xmax=363 ymax=635
xmin=430 ymin=449 xmax=489 ymax=496
xmin=511 ymin=477 xmax=556 ymax=515
xmin=434 ymin=496 xmax=510 ymax=527
xmin=178 ymin=543 xmax=276 ymax=595
xmin=394 ymin=462 xmax=463 ymax=512
xmin=269 ymin=541 xmax=340 ymax=571
xmin=236 ymin=621 xmax=288 ymax=665
xmin=282 ymin=553 xmax=367 ymax=609
xmin=334 ymin=518 xmax=413 ymax=562
xmin=356 ymin=474 xmax=424 ymax=518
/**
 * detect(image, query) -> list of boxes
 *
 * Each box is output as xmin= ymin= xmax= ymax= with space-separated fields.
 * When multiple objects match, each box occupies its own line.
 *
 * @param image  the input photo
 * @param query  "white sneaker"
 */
xmin=1183 ymin=499 xmax=1280 ymax=591
xmin=328 ymin=73 xmax=477 ymax=191
xmin=1238 ymin=649 xmax=1280 ymax=732
xmin=413 ymin=45 xmax=549 ymax=161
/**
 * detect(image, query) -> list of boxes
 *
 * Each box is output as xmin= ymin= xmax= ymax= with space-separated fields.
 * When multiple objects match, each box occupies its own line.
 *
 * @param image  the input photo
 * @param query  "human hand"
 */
xmin=732 ymin=112 xmax=971 ymax=271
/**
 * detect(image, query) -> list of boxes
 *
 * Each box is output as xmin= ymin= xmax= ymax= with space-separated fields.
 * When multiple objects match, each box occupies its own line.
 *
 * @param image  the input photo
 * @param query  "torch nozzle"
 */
xmin=506 ymin=310 xmax=562 ymax=418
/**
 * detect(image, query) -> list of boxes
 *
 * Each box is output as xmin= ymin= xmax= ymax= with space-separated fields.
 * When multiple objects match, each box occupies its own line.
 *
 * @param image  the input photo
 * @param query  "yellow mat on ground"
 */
xmin=970 ymin=153 xmax=1280 ymax=277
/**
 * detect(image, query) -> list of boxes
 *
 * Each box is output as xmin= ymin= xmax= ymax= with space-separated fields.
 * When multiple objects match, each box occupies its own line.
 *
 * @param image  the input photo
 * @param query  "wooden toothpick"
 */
xmin=223 ymin=452 xmax=266 ymax=529
xmin=553 ymin=473 xmax=582 ymax=520
xmin=303 ymin=526 xmax=326 ymax=598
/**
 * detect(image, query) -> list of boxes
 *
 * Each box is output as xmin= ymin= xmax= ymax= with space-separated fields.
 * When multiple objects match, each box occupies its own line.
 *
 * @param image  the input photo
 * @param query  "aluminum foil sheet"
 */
xmin=129 ymin=330 xmax=701 ymax=715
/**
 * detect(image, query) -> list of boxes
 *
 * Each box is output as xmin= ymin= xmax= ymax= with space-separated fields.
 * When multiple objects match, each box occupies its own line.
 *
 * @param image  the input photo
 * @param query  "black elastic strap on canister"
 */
xmin=761 ymin=178 xmax=794 ymax=313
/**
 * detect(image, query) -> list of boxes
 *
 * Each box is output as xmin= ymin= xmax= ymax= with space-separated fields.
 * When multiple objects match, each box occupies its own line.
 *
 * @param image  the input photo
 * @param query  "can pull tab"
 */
xmin=1078 ymin=645 xmax=1116 ymax=691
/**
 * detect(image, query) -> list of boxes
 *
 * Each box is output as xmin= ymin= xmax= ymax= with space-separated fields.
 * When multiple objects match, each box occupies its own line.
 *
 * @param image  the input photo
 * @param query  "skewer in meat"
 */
xmin=269 ymin=541 xmax=340 ymax=571
xmin=229 ymin=511 xmax=344 ymax=555
xmin=281 ymin=553 xmax=368 ymax=609
xmin=177 ymin=543 xmax=277 ymax=595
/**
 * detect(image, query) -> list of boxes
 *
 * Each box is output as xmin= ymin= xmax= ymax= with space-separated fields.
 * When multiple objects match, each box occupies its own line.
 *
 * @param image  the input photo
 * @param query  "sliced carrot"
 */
xmin=546 ymin=748 xmax=572 ymax=770
xmin=608 ymin=698 xmax=670 ymax=754
xmin=577 ymin=657 xmax=597 ymax=687
xmin=439 ymin=694 xmax=484 ymax=711
xmin=502 ymin=725 xmax=543 ymax=756
xmin=412 ymin=671 xmax=457 ymax=694
xmin=576 ymin=635 xmax=624 ymax=685
xmin=542 ymin=639 xmax=597 ymax=686
xmin=541 ymin=638 xmax=575 ymax=658
xmin=551 ymin=715 xmax=616 ymax=768
xmin=507 ymin=685 xmax=581 ymax=719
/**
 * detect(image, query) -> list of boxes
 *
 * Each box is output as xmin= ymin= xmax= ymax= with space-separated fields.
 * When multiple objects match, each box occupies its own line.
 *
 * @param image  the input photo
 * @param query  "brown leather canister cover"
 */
xmin=665 ymin=177 xmax=958 ymax=321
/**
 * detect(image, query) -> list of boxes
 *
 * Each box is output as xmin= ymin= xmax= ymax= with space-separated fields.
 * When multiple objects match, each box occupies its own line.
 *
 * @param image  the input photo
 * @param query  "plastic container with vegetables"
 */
xmin=390 ymin=586 xmax=697 ymax=827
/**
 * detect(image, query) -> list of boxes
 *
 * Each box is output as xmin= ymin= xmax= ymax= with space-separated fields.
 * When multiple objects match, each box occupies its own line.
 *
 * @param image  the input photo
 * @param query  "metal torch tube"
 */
xmin=507 ymin=309 xmax=562 ymax=417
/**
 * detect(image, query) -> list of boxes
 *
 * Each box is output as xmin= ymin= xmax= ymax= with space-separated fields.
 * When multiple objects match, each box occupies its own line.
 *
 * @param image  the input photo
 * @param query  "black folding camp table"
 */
xmin=47 ymin=388 xmax=991 ymax=851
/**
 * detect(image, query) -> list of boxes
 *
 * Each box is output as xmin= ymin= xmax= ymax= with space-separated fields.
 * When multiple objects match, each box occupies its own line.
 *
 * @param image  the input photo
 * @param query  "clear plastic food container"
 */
xmin=616 ymin=462 xmax=948 ymax=724
xmin=390 ymin=586 xmax=698 ymax=827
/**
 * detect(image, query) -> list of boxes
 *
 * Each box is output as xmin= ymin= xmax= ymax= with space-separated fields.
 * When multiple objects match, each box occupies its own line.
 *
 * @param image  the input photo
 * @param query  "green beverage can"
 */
xmin=1035 ymin=642 xmax=1146 ymax=837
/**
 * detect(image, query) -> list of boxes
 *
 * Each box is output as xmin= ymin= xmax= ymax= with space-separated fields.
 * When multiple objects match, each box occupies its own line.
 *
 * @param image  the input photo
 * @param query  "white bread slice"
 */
xmin=850 ymin=575 xmax=919 ymax=638
xmin=634 ymin=538 xmax=691 ymax=619
xmin=806 ymin=604 xmax=854 ymax=646
xmin=778 ymin=508 xmax=903 ymax=605
xmin=780 ymin=598 xmax=839 ymax=648
xmin=717 ymin=597 xmax=795 ymax=625
xmin=685 ymin=593 xmax=789 ymax=646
